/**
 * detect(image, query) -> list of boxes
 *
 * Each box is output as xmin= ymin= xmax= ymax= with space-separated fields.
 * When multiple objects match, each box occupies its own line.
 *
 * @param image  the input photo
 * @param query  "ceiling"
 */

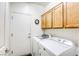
xmin=26 ymin=2 xmax=50 ymax=6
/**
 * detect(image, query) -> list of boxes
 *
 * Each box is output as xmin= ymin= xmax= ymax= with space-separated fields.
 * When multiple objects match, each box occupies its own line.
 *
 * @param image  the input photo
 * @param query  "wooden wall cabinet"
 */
xmin=64 ymin=2 xmax=79 ymax=28
xmin=45 ymin=11 xmax=52 ymax=28
xmin=41 ymin=15 xmax=46 ymax=29
xmin=41 ymin=11 xmax=52 ymax=29
xmin=41 ymin=2 xmax=79 ymax=29
xmin=53 ymin=3 xmax=63 ymax=28
xmin=41 ymin=3 xmax=64 ymax=29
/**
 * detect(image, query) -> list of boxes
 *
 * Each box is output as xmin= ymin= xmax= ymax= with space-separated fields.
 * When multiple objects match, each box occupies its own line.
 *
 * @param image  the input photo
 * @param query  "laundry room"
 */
xmin=0 ymin=0 xmax=79 ymax=57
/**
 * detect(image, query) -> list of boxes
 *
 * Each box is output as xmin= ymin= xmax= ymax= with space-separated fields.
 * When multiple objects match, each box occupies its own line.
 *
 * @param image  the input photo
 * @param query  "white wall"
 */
xmin=5 ymin=3 xmax=10 ymax=50
xmin=44 ymin=2 xmax=79 ymax=47
xmin=10 ymin=2 xmax=44 ymax=37
xmin=0 ymin=2 xmax=10 ymax=51
xmin=0 ymin=2 xmax=6 ymax=48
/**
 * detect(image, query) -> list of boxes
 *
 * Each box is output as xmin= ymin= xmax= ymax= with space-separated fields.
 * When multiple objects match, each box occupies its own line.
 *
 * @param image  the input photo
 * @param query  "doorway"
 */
xmin=10 ymin=12 xmax=32 ymax=56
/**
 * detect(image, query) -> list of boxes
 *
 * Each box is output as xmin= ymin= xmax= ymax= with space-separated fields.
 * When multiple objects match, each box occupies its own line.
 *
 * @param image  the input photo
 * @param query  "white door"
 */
xmin=10 ymin=13 xmax=32 ymax=56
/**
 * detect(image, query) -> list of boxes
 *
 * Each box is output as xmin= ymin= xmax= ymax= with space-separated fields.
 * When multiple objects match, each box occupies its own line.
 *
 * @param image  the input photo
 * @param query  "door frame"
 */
xmin=9 ymin=12 xmax=32 ymax=55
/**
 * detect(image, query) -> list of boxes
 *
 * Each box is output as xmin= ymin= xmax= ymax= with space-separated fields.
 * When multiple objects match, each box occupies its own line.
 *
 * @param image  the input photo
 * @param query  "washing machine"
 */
xmin=39 ymin=37 xmax=76 ymax=56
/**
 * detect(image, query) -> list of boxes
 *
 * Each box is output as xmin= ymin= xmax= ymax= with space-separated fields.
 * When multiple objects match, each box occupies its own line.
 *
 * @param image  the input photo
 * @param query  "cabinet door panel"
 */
xmin=41 ymin=15 xmax=46 ymax=29
xmin=46 ymin=12 xmax=52 ymax=28
xmin=53 ymin=3 xmax=63 ymax=28
xmin=66 ymin=2 xmax=79 ymax=27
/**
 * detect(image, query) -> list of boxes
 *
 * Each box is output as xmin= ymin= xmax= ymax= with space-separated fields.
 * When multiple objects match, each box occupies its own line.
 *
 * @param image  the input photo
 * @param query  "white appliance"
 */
xmin=32 ymin=37 xmax=76 ymax=56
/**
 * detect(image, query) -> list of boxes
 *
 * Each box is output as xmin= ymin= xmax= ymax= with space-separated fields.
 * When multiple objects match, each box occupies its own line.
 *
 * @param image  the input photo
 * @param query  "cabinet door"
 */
xmin=39 ymin=49 xmax=49 ymax=56
xmin=65 ymin=2 xmax=79 ymax=27
xmin=45 ymin=11 xmax=52 ymax=28
xmin=53 ymin=3 xmax=63 ymax=28
xmin=41 ymin=15 xmax=46 ymax=29
xmin=39 ymin=47 xmax=49 ymax=56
